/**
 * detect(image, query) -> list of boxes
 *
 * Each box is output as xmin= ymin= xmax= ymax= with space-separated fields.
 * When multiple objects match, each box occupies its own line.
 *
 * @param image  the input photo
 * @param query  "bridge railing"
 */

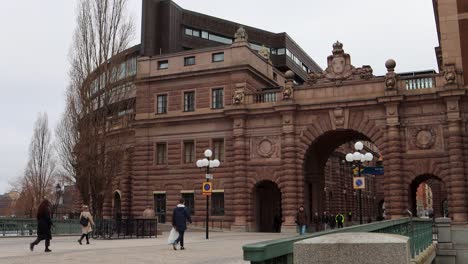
xmin=0 ymin=218 xmax=81 ymax=237
xmin=243 ymin=218 xmax=433 ymax=264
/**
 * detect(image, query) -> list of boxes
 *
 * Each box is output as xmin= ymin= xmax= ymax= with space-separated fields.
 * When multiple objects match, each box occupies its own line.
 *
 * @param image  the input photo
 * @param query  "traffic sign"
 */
xmin=353 ymin=177 xmax=366 ymax=189
xmin=202 ymin=182 xmax=212 ymax=196
xmin=361 ymin=166 xmax=384 ymax=175
xmin=205 ymin=174 xmax=213 ymax=180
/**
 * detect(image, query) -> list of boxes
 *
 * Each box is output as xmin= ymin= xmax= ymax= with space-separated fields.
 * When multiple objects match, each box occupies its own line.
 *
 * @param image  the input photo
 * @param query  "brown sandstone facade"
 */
xmin=90 ymin=0 xmax=468 ymax=231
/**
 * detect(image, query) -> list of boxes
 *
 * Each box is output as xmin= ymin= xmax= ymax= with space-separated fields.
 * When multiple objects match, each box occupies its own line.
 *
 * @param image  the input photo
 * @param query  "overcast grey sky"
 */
xmin=0 ymin=0 xmax=438 ymax=194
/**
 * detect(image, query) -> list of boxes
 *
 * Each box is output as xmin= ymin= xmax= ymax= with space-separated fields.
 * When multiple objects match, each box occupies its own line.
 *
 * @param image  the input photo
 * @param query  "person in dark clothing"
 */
xmin=273 ymin=208 xmax=283 ymax=233
xmin=321 ymin=212 xmax=329 ymax=230
xmin=347 ymin=211 xmax=353 ymax=225
xmin=30 ymin=199 xmax=53 ymax=252
xmin=313 ymin=212 xmax=320 ymax=232
xmin=329 ymin=214 xmax=336 ymax=229
xmin=335 ymin=213 xmax=344 ymax=229
xmin=295 ymin=205 xmax=308 ymax=235
xmin=172 ymin=198 xmax=192 ymax=250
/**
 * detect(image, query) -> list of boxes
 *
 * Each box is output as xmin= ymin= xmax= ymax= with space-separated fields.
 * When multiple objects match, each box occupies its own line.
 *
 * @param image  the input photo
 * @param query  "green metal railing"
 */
xmin=243 ymin=218 xmax=434 ymax=264
xmin=0 ymin=218 xmax=81 ymax=237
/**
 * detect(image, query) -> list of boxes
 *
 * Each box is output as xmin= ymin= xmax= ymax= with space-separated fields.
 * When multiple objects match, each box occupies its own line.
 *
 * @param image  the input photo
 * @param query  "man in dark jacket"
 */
xmin=172 ymin=198 xmax=192 ymax=250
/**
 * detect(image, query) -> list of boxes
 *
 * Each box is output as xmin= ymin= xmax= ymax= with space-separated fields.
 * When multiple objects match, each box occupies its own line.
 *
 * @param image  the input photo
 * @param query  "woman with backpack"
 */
xmin=78 ymin=205 xmax=94 ymax=245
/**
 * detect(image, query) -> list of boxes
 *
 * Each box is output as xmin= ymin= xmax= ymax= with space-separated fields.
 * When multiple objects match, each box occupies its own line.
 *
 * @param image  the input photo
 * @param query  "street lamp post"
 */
xmin=345 ymin=141 xmax=373 ymax=225
xmin=54 ymin=183 xmax=62 ymax=219
xmin=196 ymin=149 xmax=220 ymax=240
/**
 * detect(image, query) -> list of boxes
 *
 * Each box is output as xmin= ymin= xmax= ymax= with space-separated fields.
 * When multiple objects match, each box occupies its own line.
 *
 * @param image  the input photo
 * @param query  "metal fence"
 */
xmin=243 ymin=218 xmax=434 ymax=264
xmin=0 ymin=218 xmax=81 ymax=237
xmin=92 ymin=218 xmax=157 ymax=239
xmin=0 ymin=218 xmax=157 ymax=239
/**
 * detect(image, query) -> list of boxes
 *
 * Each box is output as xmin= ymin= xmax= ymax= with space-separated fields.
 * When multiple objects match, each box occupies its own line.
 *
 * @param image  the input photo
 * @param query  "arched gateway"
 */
xmin=106 ymin=40 xmax=467 ymax=231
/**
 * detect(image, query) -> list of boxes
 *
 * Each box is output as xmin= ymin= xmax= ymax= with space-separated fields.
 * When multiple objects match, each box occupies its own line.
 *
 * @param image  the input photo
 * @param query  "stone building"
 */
xmin=79 ymin=0 xmax=468 ymax=231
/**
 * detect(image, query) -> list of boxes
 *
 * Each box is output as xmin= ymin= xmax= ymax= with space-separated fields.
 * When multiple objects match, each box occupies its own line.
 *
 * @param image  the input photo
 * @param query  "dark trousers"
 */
xmin=174 ymin=230 xmax=185 ymax=247
xmin=79 ymin=233 xmax=89 ymax=243
xmin=337 ymin=222 xmax=343 ymax=228
xmin=32 ymin=237 xmax=50 ymax=249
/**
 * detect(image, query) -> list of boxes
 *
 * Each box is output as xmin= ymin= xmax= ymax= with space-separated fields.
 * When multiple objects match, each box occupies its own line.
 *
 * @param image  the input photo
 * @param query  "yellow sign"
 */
xmin=353 ymin=177 xmax=365 ymax=189
xmin=202 ymin=182 xmax=212 ymax=196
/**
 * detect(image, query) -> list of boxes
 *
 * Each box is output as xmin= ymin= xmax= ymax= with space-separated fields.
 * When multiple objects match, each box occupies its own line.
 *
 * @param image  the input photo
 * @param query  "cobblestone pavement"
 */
xmin=0 ymin=231 xmax=290 ymax=264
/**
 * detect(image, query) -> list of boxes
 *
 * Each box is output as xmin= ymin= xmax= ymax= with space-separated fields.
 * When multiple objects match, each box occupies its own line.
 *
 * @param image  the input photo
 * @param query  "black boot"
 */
xmin=45 ymin=240 xmax=51 ymax=252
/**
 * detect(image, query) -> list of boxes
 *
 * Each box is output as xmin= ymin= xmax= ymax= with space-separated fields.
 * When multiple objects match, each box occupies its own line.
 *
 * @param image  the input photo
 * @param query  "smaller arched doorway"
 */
xmin=254 ymin=181 xmax=282 ymax=232
xmin=409 ymin=175 xmax=447 ymax=218
xmin=113 ymin=191 xmax=122 ymax=220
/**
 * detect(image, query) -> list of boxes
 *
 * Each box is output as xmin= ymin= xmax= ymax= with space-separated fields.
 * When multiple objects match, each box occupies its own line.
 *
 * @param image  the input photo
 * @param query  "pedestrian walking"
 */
xmin=347 ymin=211 xmax=353 ymax=226
xmin=273 ymin=207 xmax=283 ymax=233
xmin=321 ymin=212 xmax=329 ymax=230
xmin=30 ymin=199 xmax=53 ymax=252
xmin=335 ymin=213 xmax=344 ymax=229
xmin=313 ymin=212 xmax=320 ymax=232
xmin=295 ymin=205 xmax=308 ymax=235
xmin=329 ymin=214 xmax=336 ymax=229
xmin=171 ymin=198 xmax=192 ymax=250
xmin=78 ymin=205 xmax=94 ymax=245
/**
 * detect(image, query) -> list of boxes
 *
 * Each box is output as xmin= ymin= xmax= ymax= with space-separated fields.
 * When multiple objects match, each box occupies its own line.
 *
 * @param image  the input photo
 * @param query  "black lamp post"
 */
xmin=54 ymin=183 xmax=62 ymax=219
xmin=196 ymin=149 xmax=220 ymax=240
xmin=345 ymin=142 xmax=373 ymax=225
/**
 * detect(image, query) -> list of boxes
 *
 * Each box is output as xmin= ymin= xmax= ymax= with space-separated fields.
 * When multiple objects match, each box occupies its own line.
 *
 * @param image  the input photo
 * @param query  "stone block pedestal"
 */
xmin=294 ymin=232 xmax=410 ymax=264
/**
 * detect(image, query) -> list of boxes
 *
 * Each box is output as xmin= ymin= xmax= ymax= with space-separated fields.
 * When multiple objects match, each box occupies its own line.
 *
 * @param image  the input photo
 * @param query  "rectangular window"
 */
xmin=184 ymin=56 xmax=195 ymax=66
xmin=213 ymin=139 xmax=224 ymax=162
xmin=273 ymin=72 xmax=278 ymax=81
xmin=211 ymin=192 xmax=224 ymax=216
xmin=208 ymin=34 xmax=233 ymax=45
xmin=156 ymin=94 xmax=167 ymax=114
xmin=192 ymin=30 xmax=200 ymax=37
xmin=156 ymin=143 xmax=167 ymax=165
xmin=211 ymin=88 xmax=224 ymax=109
xmin=277 ymin=48 xmax=286 ymax=55
xmin=153 ymin=193 xmax=166 ymax=223
xmin=212 ymin=52 xmax=224 ymax=62
xmin=184 ymin=28 xmax=193 ymax=36
xmin=184 ymin=91 xmax=195 ymax=112
xmin=201 ymin=31 xmax=209 ymax=39
xmin=184 ymin=141 xmax=195 ymax=163
xmin=158 ymin=60 xmax=169 ymax=70
xmin=182 ymin=193 xmax=194 ymax=215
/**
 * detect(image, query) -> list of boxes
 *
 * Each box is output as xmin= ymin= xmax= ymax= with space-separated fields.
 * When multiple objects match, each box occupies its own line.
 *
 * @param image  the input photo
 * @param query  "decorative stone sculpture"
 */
xmin=232 ymin=89 xmax=245 ymax=105
xmin=306 ymin=41 xmax=374 ymax=85
xmin=444 ymin=63 xmax=457 ymax=85
xmin=142 ymin=206 xmax=156 ymax=218
xmin=282 ymin=70 xmax=295 ymax=100
xmin=234 ymin=26 xmax=248 ymax=42
xmin=384 ymin=59 xmax=397 ymax=90
xmin=258 ymin=45 xmax=270 ymax=60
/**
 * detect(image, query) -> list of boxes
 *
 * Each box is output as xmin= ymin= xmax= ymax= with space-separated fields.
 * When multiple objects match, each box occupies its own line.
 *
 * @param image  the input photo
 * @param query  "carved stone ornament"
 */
xmin=384 ymin=59 xmax=397 ymax=90
xmin=258 ymin=45 xmax=270 ymax=60
xmin=257 ymin=138 xmax=276 ymax=158
xmin=444 ymin=63 xmax=457 ymax=85
xmin=232 ymin=89 xmax=245 ymax=105
xmin=410 ymin=126 xmax=436 ymax=150
xmin=282 ymin=70 xmax=295 ymax=100
xmin=234 ymin=26 xmax=248 ymax=42
xmin=306 ymin=41 xmax=374 ymax=85
xmin=333 ymin=108 xmax=345 ymax=126
xmin=250 ymin=136 xmax=281 ymax=160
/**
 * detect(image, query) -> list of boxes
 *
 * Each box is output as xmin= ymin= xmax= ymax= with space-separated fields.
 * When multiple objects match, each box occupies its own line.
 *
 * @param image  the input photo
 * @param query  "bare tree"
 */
xmin=57 ymin=0 xmax=135 ymax=217
xmin=22 ymin=113 xmax=56 ymax=213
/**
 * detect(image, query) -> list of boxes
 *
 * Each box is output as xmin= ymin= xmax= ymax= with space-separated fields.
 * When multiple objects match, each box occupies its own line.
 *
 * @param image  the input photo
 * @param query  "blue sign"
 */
xmin=361 ymin=166 xmax=384 ymax=175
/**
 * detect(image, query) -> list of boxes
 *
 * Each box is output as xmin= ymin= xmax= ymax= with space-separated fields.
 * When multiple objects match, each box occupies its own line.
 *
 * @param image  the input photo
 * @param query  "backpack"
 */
xmin=80 ymin=216 xmax=89 ymax=227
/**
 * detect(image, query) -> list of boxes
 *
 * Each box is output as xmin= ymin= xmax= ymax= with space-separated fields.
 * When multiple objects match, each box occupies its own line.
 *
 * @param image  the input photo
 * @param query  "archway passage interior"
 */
xmin=409 ymin=174 xmax=447 ymax=218
xmin=303 ymin=130 xmax=383 ymax=226
xmin=254 ymin=180 xmax=282 ymax=232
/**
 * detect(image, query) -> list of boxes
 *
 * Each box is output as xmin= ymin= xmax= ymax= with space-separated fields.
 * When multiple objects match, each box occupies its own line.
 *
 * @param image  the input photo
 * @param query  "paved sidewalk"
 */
xmin=0 ymin=231 xmax=289 ymax=264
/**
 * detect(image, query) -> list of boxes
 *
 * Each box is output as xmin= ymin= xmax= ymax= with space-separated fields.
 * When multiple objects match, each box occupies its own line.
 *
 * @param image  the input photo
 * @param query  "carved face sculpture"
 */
xmin=332 ymin=56 xmax=345 ymax=74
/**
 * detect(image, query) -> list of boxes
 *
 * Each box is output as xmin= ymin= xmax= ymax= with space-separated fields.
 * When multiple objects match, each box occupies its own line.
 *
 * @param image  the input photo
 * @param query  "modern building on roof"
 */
xmin=140 ymin=0 xmax=321 ymax=83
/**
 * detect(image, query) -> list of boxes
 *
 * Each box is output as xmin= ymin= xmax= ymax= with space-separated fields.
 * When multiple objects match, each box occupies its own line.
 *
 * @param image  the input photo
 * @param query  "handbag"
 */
xmin=167 ymin=227 xmax=179 ymax=244
xmin=80 ymin=216 xmax=89 ymax=227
